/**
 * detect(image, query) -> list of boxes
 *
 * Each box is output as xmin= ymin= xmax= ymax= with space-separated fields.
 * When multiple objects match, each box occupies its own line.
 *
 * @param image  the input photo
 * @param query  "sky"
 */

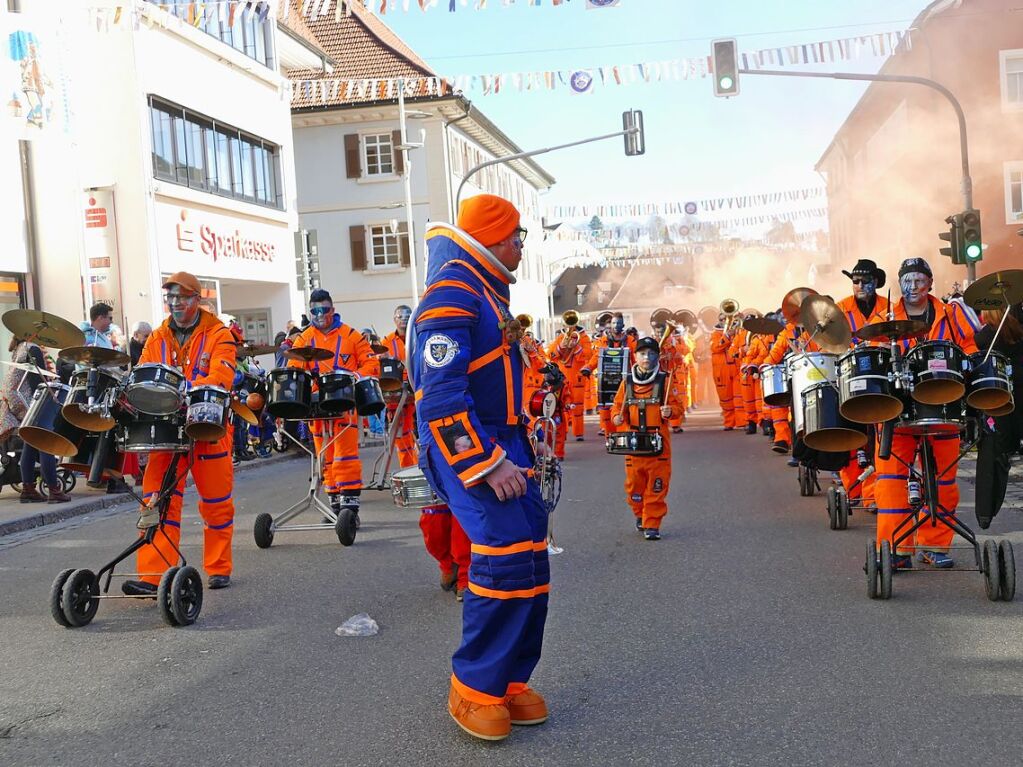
xmin=380 ymin=0 xmax=934 ymax=224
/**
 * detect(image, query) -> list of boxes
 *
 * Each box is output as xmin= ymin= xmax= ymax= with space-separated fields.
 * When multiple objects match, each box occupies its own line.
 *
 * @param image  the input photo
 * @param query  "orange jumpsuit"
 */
xmin=136 ymin=309 xmax=236 ymax=585
xmin=380 ymin=331 xmax=416 ymax=469
xmin=741 ymin=332 xmax=771 ymax=429
xmin=611 ymin=368 xmax=685 ymax=531
xmin=288 ymin=320 xmax=376 ymax=496
xmin=763 ymin=324 xmax=822 ymax=447
xmin=547 ymin=338 xmax=587 ymax=440
xmin=710 ymin=327 xmax=737 ymax=428
xmin=874 ymin=295 xmax=978 ymax=555
xmin=730 ymin=329 xmax=761 ymax=429
xmin=693 ymin=332 xmax=714 ymax=407
xmin=521 ymin=338 xmax=549 ymax=420
xmin=834 ymin=294 xmax=890 ymax=506
xmin=578 ymin=330 xmax=596 ymax=412
xmin=661 ymin=333 xmax=691 ymax=430
xmin=583 ymin=332 xmax=635 ymax=436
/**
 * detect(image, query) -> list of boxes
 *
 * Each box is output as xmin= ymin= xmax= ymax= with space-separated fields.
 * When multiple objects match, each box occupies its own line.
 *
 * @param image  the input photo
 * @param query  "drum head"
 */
xmin=802 ymin=427 xmax=867 ymax=453
xmin=19 ymin=426 xmax=79 ymax=457
xmin=986 ymin=399 xmax=1015 ymax=417
xmin=966 ymin=387 xmax=1012 ymax=412
xmin=127 ymin=387 xmax=180 ymax=416
xmin=839 ymin=393 xmax=903 ymax=425
xmin=912 ymin=379 xmax=965 ymax=406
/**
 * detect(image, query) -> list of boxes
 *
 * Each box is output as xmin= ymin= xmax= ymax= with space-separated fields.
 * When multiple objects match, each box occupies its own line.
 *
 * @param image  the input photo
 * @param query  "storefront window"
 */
xmin=151 ymin=105 xmax=175 ymax=178
xmin=214 ymin=128 xmax=233 ymax=195
xmin=240 ymin=140 xmax=255 ymax=200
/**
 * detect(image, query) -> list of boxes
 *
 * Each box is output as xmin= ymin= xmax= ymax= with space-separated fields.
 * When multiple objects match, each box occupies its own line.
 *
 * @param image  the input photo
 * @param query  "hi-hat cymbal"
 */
xmin=742 ymin=316 xmax=784 ymax=336
xmin=781 ymin=287 xmax=819 ymax=324
xmin=58 ymin=346 xmax=130 ymax=367
xmin=370 ymin=343 xmax=390 ymax=355
xmin=238 ymin=343 xmax=278 ymax=358
xmin=963 ymin=269 xmax=1023 ymax=311
xmin=2 ymin=309 xmax=86 ymax=349
xmin=800 ymin=295 xmax=852 ymax=353
xmin=855 ymin=320 xmax=929 ymax=343
xmin=284 ymin=346 xmax=334 ymax=362
xmin=0 ymin=359 xmax=58 ymax=378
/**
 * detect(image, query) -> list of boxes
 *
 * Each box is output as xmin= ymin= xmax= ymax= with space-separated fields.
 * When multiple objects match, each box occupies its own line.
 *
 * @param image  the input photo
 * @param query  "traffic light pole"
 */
xmin=739 ymin=68 xmax=977 ymax=281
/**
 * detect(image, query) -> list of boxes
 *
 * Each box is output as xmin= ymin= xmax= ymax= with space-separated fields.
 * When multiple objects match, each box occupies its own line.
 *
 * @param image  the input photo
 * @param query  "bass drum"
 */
xmin=19 ymin=383 xmax=84 ymax=457
xmin=801 ymin=382 xmax=867 ymax=452
xmin=897 ymin=398 xmax=966 ymax=437
xmin=354 ymin=377 xmax=385 ymax=416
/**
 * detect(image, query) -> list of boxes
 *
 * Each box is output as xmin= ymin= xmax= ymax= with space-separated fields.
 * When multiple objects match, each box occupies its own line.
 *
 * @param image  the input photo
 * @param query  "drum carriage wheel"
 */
xmin=797 ymin=465 xmax=808 ymax=497
xmin=865 ymin=541 xmax=879 ymax=599
xmin=836 ymin=489 xmax=850 ymax=530
xmin=170 ymin=566 xmax=203 ymax=626
xmin=60 ymin=568 xmax=100 ymax=627
xmin=826 ymin=486 xmax=838 ymax=530
xmin=253 ymin=512 xmax=275 ymax=549
xmin=335 ymin=508 xmax=358 ymax=547
xmin=998 ymin=541 xmax=1015 ymax=601
xmin=878 ymin=540 xmax=893 ymax=600
xmin=983 ymin=540 xmax=1002 ymax=602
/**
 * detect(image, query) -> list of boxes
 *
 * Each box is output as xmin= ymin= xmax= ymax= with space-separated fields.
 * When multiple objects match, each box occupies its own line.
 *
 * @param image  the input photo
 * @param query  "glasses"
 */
xmin=164 ymin=292 xmax=197 ymax=306
xmin=513 ymin=227 xmax=528 ymax=246
xmin=309 ymin=306 xmax=332 ymax=317
xmin=850 ymin=278 xmax=873 ymax=285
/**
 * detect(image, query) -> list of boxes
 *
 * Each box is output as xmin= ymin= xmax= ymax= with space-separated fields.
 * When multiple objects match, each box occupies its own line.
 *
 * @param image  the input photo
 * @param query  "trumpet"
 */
xmin=650 ymin=307 xmax=678 ymax=348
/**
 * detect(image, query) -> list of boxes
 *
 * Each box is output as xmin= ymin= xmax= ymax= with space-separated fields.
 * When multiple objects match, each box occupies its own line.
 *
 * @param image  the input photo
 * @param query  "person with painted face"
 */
xmin=873 ymin=257 xmax=978 ymax=570
xmin=610 ymin=336 xmax=685 ymax=540
xmin=582 ymin=312 xmax=636 ymax=437
xmin=123 ymin=272 xmax=237 ymax=595
xmin=288 ymin=289 xmax=376 ymax=520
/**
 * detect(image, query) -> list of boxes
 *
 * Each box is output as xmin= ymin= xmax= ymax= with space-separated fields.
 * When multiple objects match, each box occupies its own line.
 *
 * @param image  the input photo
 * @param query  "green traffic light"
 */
xmin=966 ymin=243 xmax=982 ymax=260
xmin=719 ymin=76 xmax=734 ymax=90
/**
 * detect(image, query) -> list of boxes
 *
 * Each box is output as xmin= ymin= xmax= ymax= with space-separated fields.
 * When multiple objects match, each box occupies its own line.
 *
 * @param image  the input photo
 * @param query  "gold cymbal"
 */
xmin=963 ymin=269 xmax=1023 ymax=311
xmin=855 ymin=320 xmax=929 ymax=343
xmin=238 ymin=343 xmax=278 ymax=358
xmin=58 ymin=345 xmax=131 ymax=367
xmin=283 ymin=346 xmax=334 ymax=362
xmin=781 ymin=287 xmax=818 ymax=324
xmin=742 ymin=317 xmax=784 ymax=336
xmin=2 ymin=309 xmax=86 ymax=349
xmin=800 ymin=295 xmax=852 ymax=353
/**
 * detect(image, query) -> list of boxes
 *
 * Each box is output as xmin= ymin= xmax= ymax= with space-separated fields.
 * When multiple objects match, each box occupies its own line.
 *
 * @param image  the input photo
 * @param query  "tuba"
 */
xmin=674 ymin=309 xmax=697 ymax=332
xmin=650 ymin=307 xmax=678 ymax=348
xmin=562 ymin=309 xmax=580 ymax=331
xmin=720 ymin=298 xmax=741 ymax=333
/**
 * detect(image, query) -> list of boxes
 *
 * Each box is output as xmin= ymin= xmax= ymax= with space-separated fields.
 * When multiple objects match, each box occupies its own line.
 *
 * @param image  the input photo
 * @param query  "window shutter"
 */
xmin=391 ymin=130 xmax=404 ymax=175
xmin=350 ymin=225 xmax=367 ymax=271
xmin=398 ymin=222 xmax=411 ymax=267
xmin=344 ymin=134 xmax=361 ymax=179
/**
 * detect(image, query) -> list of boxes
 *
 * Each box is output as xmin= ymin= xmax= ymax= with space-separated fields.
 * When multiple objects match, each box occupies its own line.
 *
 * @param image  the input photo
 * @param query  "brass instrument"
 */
xmin=595 ymin=310 xmax=613 ymax=329
xmin=698 ymin=305 xmax=719 ymax=331
xmin=720 ymin=298 xmax=741 ymax=334
xmin=562 ymin=309 xmax=580 ymax=330
xmin=674 ymin=309 xmax=697 ymax=332
xmin=649 ymin=307 xmax=678 ymax=348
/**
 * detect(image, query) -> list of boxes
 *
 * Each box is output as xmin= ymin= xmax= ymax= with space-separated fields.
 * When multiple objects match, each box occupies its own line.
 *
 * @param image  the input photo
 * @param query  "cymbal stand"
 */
xmin=269 ymin=418 xmax=348 ymax=533
xmin=366 ymin=387 xmax=410 ymax=491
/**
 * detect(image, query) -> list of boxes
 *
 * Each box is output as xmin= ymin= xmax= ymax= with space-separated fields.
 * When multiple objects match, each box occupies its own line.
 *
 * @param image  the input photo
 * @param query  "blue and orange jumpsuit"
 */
xmin=874 ymin=295 xmax=978 ymax=555
xmin=288 ymin=316 xmax=375 ymax=500
xmin=412 ymin=223 xmax=548 ymax=708
xmin=135 ymin=309 xmax=236 ymax=585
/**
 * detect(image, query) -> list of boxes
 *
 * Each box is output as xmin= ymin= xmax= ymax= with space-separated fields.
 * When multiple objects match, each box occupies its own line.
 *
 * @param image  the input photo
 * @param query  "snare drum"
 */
xmin=906 ymin=340 xmax=969 ymax=405
xmin=116 ymin=412 xmax=189 ymax=453
xmin=391 ymin=467 xmax=440 ymax=509
xmin=126 ymin=363 xmax=185 ymax=415
xmin=605 ymin=430 xmax=663 ymax=456
xmin=897 ymin=397 xmax=966 ymax=436
xmin=837 ymin=345 xmax=902 ymax=424
xmin=786 ymin=352 xmax=838 ymax=437
xmin=377 ymin=357 xmax=405 ymax=393
xmin=266 ymin=367 xmax=314 ymax=419
xmin=801 ymin=382 xmax=867 ymax=452
xmin=965 ymin=351 xmax=1013 ymax=412
xmin=354 ymin=377 xmax=385 ymax=416
xmin=185 ymin=385 xmax=232 ymax=441
xmin=760 ymin=363 xmax=790 ymax=406
xmin=19 ymin=383 xmax=84 ymax=457
xmin=62 ymin=368 xmax=122 ymax=432
xmin=317 ymin=371 xmax=356 ymax=415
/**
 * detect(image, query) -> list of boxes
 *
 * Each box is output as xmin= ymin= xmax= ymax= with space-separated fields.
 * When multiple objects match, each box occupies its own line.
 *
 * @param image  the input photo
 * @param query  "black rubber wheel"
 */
xmin=157 ymin=566 xmax=181 ymax=627
xmin=983 ymin=540 xmax=1001 ymax=601
xmin=879 ymin=540 xmax=893 ymax=600
xmin=836 ymin=491 xmax=850 ymax=531
xmin=49 ymin=568 xmax=75 ymax=628
xmin=866 ymin=541 xmax=879 ymax=599
xmin=336 ymin=508 xmax=357 ymax=547
xmin=999 ymin=540 xmax=1015 ymax=602
xmin=58 ymin=468 xmax=76 ymax=493
xmin=827 ymin=486 xmax=838 ymax=529
xmin=797 ymin=466 xmax=807 ymax=497
xmin=253 ymin=512 xmax=275 ymax=549
xmin=806 ymin=468 xmax=817 ymax=497
xmin=60 ymin=568 xmax=100 ymax=627
xmin=169 ymin=566 xmax=203 ymax=626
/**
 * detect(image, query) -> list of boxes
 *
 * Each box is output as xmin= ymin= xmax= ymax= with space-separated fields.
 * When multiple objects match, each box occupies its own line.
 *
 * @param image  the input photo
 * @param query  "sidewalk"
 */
xmin=0 ymin=450 xmax=301 ymax=537
xmin=958 ymin=451 xmax=1023 ymax=512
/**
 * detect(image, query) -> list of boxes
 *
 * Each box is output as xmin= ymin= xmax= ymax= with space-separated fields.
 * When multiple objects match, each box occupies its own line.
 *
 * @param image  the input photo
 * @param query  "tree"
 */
xmin=588 ymin=215 xmax=604 ymax=235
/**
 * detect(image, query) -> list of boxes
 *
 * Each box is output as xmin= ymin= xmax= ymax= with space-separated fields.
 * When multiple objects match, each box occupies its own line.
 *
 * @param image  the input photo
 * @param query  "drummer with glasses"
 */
xmin=873 ymin=258 xmax=978 ymax=570
xmin=123 ymin=271 xmax=238 ymax=595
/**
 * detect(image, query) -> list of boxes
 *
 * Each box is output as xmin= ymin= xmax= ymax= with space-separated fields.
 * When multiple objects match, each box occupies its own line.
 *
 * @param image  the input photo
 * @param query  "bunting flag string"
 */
xmin=547 ymin=186 xmax=825 ymax=219
xmin=81 ymin=1 xmax=282 ymax=33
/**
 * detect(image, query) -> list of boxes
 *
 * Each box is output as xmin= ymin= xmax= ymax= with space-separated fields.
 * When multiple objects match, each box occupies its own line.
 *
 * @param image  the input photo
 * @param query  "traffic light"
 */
xmin=939 ymin=214 xmax=962 ymax=265
xmin=622 ymin=110 xmax=645 ymax=156
xmin=961 ymin=208 xmax=982 ymax=263
xmin=711 ymin=38 xmax=740 ymax=97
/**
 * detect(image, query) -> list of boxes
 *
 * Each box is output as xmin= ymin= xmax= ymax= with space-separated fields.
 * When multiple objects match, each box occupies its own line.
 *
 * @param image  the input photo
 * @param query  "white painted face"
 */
xmin=165 ymin=285 xmax=200 ymax=327
xmin=899 ymin=272 xmax=933 ymax=306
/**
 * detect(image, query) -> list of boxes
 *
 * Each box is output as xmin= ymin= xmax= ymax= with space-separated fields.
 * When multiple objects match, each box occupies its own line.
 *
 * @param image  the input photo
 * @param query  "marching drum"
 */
xmin=597 ymin=347 xmax=629 ymax=407
xmin=19 ymin=383 xmax=84 ymax=456
xmin=965 ymin=351 xmax=1013 ymax=412
xmin=801 ymin=382 xmax=867 ymax=452
xmin=354 ymin=377 xmax=385 ymax=416
xmin=760 ymin=363 xmax=790 ymax=406
xmin=266 ymin=368 xmax=314 ymax=419
xmin=125 ymin=363 xmax=185 ymax=415
xmin=837 ymin=345 xmax=902 ymax=424
xmin=896 ymin=397 xmax=966 ymax=437
xmin=316 ymin=371 xmax=356 ymax=415
xmin=116 ymin=412 xmax=189 ymax=453
xmin=184 ymin=385 xmax=232 ymax=441
xmin=62 ymin=368 xmax=122 ymax=432
xmin=605 ymin=431 xmax=664 ymax=457
xmin=377 ymin=357 xmax=405 ymax=393
xmin=786 ymin=352 xmax=838 ymax=437
xmin=391 ymin=466 xmax=440 ymax=509
xmin=905 ymin=340 xmax=969 ymax=405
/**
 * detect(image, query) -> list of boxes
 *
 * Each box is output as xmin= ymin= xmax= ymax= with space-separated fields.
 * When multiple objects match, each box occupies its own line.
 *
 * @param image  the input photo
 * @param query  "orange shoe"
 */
xmin=448 ymin=685 xmax=511 ymax=741
xmin=506 ymin=687 xmax=548 ymax=725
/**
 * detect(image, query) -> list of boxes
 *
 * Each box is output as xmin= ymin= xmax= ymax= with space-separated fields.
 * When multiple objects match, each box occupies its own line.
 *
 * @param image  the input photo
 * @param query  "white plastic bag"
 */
xmin=335 ymin=613 xmax=379 ymax=637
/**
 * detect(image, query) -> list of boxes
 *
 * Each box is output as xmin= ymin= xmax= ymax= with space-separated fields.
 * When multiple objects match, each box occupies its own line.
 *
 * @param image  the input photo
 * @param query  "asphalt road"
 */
xmin=3 ymin=411 xmax=1023 ymax=767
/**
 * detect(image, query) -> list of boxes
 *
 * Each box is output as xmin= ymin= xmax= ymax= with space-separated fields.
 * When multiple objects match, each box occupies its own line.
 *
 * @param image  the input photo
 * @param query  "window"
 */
xmin=148 ymin=97 xmax=283 ymax=210
xmin=146 ymin=0 xmax=275 ymax=70
xmin=1001 ymin=50 xmax=1023 ymax=110
xmin=1005 ymin=162 xmax=1023 ymax=223
xmin=368 ymin=225 xmax=401 ymax=269
xmin=363 ymin=133 xmax=394 ymax=176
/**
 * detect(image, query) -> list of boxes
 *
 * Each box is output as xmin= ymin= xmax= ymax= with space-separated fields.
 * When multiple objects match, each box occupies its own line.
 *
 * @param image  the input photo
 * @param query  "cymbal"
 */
xmin=742 ymin=317 xmax=784 ymax=336
xmin=800 ymin=295 xmax=852 ymax=353
xmin=238 ymin=343 xmax=277 ymax=358
xmin=781 ymin=287 xmax=819 ymax=324
xmin=230 ymin=398 xmax=258 ymax=425
xmin=58 ymin=345 xmax=131 ymax=367
xmin=0 ymin=359 xmax=58 ymax=378
xmin=370 ymin=343 xmax=390 ymax=355
xmin=854 ymin=320 xmax=929 ymax=343
xmin=2 ymin=309 xmax=85 ymax=349
xmin=283 ymin=346 xmax=334 ymax=362
xmin=963 ymin=269 xmax=1023 ymax=310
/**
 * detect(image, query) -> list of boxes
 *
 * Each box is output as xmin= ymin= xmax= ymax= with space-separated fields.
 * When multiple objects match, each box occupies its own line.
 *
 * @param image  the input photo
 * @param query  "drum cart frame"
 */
xmin=365 ymin=386 xmax=412 ymax=492
xmin=49 ymin=453 xmax=205 ymax=628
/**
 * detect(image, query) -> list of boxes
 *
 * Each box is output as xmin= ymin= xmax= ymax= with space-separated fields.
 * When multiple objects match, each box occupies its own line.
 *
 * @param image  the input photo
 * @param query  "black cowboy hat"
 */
xmin=841 ymin=259 xmax=886 ymax=289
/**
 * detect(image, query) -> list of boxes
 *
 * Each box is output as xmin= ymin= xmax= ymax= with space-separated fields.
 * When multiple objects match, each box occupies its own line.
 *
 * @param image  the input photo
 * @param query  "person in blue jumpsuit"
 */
xmin=410 ymin=194 xmax=549 ymax=742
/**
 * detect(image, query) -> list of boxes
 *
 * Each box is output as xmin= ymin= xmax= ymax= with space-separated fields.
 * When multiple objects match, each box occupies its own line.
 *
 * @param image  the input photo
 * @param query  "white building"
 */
xmin=3 ymin=1 xmax=305 ymax=352
xmin=284 ymin=2 xmax=554 ymax=336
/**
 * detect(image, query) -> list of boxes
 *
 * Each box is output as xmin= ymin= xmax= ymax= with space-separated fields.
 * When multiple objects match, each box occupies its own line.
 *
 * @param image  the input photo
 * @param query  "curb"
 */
xmin=0 ymin=450 xmax=302 ymax=538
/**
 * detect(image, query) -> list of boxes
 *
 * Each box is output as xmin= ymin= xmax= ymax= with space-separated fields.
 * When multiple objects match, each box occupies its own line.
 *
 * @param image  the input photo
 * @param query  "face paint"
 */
xmin=394 ymin=307 xmax=411 ymax=334
xmin=636 ymin=348 xmax=658 ymax=371
xmin=853 ymin=278 xmax=876 ymax=302
xmin=613 ymin=318 xmax=625 ymax=333
xmin=309 ymin=301 xmax=334 ymax=330
xmin=900 ymin=272 xmax=932 ymax=306
xmin=165 ymin=286 xmax=200 ymax=327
